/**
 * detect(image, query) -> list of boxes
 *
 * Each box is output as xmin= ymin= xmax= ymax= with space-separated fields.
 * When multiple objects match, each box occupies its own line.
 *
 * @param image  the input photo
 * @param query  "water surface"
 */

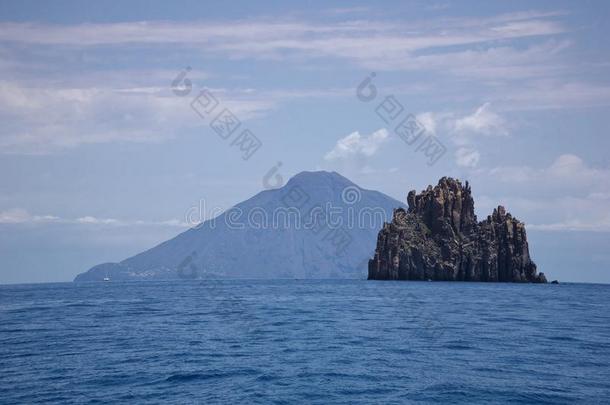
xmin=1 ymin=280 xmax=609 ymax=403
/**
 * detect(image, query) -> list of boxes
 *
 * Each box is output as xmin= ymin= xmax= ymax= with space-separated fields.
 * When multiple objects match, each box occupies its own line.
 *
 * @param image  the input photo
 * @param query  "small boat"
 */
xmin=103 ymin=277 xmax=110 ymax=281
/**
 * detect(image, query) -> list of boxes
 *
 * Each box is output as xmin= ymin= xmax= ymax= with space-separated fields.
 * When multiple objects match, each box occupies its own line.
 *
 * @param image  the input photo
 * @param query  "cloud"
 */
xmin=0 ymin=80 xmax=326 ymax=154
xmin=516 ymin=193 xmax=610 ymax=232
xmin=527 ymin=219 xmax=610 ymax=232
xmin=76 ymin=216 xmax=121 ymax=225
xmin=323 ymin=128 xmax=391 ymax=175
xmin=0 ymin=11 xmax=604 ymax=156
xmin=0 ymin=208 xmax=54 ymax=224
xmin=323 ymin=6 xmax=371 ymax=15
xmin=324 ymin=128 xmax=389 ymax=162
xmin=399 ymin=39 xmax=573 ymax=80
xmin=415 ymin=112 xmax=438 ymax=135
xmin=455 ymin=147 xmax=480 ymax=168
xmin=488 ymin=154 xmax=609 ymax=188
xmin=0 ymin=208 xmax=188 ymax=227
xmin=475 ymin=192 xmax=610 ymax=233
xmin=500 ymin=80 xmax=610 ymax=111
xmin=454 ymin=102 xmax=507 ymax=135
xmin=0 ymin=12 xmax=567 ymax=70
xmin=413 ymin=104 xmax=505 ymax=167
xmin=0 ymin=81 xmax=188 ymax=154
xmin=475 ymin=154 xmax=610 ymax=232
xmin=414 ymin=103 xmax=507 ymax=138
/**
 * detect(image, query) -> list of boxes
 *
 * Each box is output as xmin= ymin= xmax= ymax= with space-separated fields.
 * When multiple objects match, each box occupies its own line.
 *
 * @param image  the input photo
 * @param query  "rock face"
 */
xmin=368 ymin=177 xmax=547 ymax=283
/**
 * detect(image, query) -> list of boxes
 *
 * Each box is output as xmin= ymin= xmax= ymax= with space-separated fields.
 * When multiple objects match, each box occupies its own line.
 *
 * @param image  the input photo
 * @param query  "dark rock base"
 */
xmin=368 ymin=177 xmax=547 ymax=283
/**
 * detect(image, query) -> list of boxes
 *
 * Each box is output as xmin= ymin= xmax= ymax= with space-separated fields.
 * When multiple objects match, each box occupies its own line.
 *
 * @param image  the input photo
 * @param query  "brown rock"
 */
xmin=368 ymin=177 xmax=547 ymax=283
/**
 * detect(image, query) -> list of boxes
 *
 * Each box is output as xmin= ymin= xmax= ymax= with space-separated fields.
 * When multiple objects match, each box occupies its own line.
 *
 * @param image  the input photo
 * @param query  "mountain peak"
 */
xmin=75 ymin=171 xmax=404 ymax=281
xmin=285 ymin=170 xmax=356 ymax=190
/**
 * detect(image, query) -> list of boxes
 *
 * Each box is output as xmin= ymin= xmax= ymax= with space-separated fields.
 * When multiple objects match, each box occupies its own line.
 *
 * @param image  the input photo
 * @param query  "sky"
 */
xmin=1 ymin=0 xmax=609 ymax=284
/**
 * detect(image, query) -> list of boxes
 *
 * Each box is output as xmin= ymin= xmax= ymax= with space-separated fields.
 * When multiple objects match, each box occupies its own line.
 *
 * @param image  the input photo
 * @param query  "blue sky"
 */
xmin=1 ymin=0 xmax=610 ymax=283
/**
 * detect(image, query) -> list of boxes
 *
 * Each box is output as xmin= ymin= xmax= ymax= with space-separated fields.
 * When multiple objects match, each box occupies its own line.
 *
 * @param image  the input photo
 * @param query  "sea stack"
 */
xmin=368 ymin=177 xmax=547 ymax=283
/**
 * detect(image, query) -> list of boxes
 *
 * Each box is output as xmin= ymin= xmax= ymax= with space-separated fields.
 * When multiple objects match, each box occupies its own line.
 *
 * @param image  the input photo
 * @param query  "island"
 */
xmin=368 ymin=177 xmax=547 ymax=283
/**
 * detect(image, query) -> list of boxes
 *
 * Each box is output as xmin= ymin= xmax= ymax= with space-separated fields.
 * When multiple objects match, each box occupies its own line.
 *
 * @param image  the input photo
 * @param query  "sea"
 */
xmin=1 ymin=280 xmax=609 ymax=404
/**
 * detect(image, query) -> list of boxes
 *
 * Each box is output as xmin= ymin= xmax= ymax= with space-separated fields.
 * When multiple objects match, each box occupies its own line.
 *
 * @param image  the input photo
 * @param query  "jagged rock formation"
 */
xmin=368 ymin=177 xmax=547 ymax=283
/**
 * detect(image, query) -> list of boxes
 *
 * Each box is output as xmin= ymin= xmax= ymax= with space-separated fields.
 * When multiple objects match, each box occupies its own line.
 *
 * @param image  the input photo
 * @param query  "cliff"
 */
xmin=368 ymin=177 xmax=547 ymax=283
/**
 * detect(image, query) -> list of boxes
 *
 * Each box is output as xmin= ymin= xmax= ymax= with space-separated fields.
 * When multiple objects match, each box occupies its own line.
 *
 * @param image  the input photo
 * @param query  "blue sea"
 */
xmin=1 ymin=280 xmax=609 ymax=404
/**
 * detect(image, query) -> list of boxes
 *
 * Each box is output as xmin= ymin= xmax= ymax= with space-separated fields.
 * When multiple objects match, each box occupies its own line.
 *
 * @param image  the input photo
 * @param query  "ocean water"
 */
xmin=1 ymin=280 xmax=609 ymax=404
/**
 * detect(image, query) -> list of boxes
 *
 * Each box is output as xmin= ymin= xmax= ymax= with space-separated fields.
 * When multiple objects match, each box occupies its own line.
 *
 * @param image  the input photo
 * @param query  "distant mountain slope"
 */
xmin=74 ymin=171 xmax=405 ymax=281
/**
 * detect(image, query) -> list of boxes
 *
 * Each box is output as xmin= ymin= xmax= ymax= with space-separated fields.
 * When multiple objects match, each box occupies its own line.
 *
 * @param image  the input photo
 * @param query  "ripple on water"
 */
xmin=1 ymin=280 xmax=609 ymax=403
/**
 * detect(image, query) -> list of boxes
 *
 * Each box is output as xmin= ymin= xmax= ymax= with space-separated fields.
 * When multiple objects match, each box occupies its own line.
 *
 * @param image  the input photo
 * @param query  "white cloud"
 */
xmin=76 ymin=216 xmax=120 ymax=225
xmin=454 ymin=102 xmax=507 ymax=135
xmin=323 ymin=128 xmax=391 ymax=176
xmin=415 ymin=112 xmax=438 ymax=135
xmin=414 ymin=104 xmax=507 ymax=139
xmin=477 ymin=154 xmax=610 ymax=232
xmin=0 ymin=208 xmax=61 ymax=224
xmin=527 ymin=219 xmax=610 ymax=232
xmin=455 ymin=147 xmax=480 ymax=168
xmin=324 ymin=128 xmax=389 ymax=162
xmin=399 ymin=39 xmax=573 ymax=80
xmin=500 ymin=80 xmax=610 ymax=111
xmin=489 ymin=154 xmax=609 ymax=187
xmin=475 ymin=193 xmax=610 ymax=232
xmin=0 ymin=12 xmax=567 ymax=71
xmin=0 ymin=208 xmax=188 ymax=227
xmin=0 ymin=11 xmax=604 ymax=157
xmin=520 ymin=194 xmax=610 ymax=232
xmin=0 ymin=81 xmax=321 ymax=154
xmin=413 ymin=105 xmax=505 ymax=167
xmin=0 ymin=208 xmax=34 ymax=223
xmin=0 ymin=81 xmax=187 ymax=154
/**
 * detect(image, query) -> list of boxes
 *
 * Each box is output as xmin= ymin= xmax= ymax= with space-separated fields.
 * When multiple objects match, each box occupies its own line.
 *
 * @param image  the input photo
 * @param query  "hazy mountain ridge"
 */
xmin=74 ymin=171 xmax=405 ymax=281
